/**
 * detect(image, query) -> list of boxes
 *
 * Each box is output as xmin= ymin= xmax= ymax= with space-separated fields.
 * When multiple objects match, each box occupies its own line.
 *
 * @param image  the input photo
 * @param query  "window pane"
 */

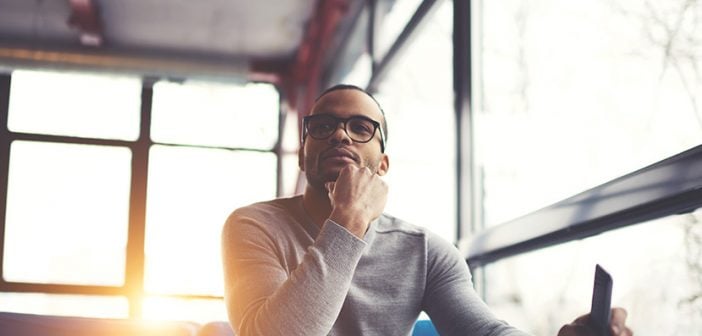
xmin=326 ymin=4 xmax=371 ymax=87
xmin=144 ymin=145 xmax=277 ymax=296
xmin=475 ymin=0 xmax=702 ymax=227
xmin=479 ymin=210 xmax=702 ymax=335
xmin=0 ymin=293 xmax=128 ymax=318
xmin=281 ymin=109 xmax=299 ymax=153
xmin=340 ymin=53 xmax=372 ymax=88
xmin=151 ymin=81 xmax=279 ymax=149
xmin=142 ymin=297 xmax=228 ymax=324
xmin=8 ymin=70 xmax=141 ymax=140
xmin=375 ymin=1 xmax=455 ymax=242
xmin=281 ymin=153 xmax=300 ymax=197
xmin=3 ymin=141 xmax=131 ymax=286
xmin=376 ymin=0 xmax=424 ymax=59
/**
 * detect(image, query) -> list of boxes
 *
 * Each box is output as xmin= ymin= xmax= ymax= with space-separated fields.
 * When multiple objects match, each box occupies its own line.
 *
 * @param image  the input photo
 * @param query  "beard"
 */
xmin=304 ymin=155 xmax=380 ymax=192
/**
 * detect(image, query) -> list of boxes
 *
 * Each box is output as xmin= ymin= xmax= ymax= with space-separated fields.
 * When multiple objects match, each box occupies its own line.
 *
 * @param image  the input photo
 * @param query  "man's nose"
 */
xmin=328 ymin=122 xmax=352 ymax=145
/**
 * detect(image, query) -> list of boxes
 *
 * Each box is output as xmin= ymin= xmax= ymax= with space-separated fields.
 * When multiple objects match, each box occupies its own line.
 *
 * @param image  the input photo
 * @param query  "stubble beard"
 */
xmin=306 ymin=156 xmax=380 ymax=193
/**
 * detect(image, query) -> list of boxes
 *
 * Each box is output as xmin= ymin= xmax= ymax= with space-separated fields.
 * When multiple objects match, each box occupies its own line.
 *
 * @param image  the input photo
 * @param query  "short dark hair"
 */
xmin=315 ymin=84 xmax=388 ymax=143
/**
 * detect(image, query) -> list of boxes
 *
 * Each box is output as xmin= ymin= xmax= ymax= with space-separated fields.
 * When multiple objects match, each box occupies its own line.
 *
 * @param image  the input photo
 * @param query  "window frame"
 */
xmin=0 ymin=74 xmax=284 ymax=318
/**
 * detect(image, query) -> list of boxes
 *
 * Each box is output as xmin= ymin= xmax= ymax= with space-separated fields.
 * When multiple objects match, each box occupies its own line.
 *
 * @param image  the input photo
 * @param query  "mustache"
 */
xmin=320 ymin=146 xmax=360 ymax=162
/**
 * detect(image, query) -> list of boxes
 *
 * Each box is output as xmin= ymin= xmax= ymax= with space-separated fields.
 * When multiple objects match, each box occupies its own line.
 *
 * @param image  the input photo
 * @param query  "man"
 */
xmin=221 ymin=84 xmax=633 ymax=335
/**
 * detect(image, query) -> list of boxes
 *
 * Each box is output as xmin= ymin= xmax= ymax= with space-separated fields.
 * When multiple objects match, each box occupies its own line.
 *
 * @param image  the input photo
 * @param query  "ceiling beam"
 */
xmin=0 ymin=45 xmax=250 ymax=80
xmin=293 ymin=0 xmax=350 ymax=111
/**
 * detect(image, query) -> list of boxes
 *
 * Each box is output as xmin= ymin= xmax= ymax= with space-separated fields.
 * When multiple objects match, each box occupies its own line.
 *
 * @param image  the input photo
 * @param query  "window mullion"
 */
xmin=124 ymin=79 xmax=154 ymax=318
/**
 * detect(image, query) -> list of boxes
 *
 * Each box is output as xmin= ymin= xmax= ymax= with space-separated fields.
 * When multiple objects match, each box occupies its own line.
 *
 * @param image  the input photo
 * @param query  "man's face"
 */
xmin=299 ymin=89 xmax=389 ymax=191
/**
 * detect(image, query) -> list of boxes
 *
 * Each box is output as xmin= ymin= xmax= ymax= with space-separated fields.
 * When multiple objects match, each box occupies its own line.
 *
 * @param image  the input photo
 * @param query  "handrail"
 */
xmin=465 ymin=144 xmax=702 ymax=269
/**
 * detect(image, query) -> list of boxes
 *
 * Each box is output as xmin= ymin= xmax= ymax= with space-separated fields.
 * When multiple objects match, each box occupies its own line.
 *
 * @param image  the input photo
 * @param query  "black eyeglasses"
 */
xmin=302 ymin=114 xmax=386 ymax=152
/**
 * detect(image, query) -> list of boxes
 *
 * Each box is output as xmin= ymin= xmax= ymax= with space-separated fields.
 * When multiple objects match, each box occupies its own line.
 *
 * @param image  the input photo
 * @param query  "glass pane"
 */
xmin=340 ymin=53 xmax=372 ymax=88
xmin=141 ymin=297 xmax=228 ymax=324
xmin=4 ymin=141 xmax=131 ymax=286
xmin=144 ymin=145 xmax=277 ymax=296
xmin=280 ymin=109 xmax=300 ymax=197
xmin=376 ymin=0 xmax=424 ymax=59
xmin=281 ymin=153 xmax=300 ymax=197
xmin=326 ymin=4 xmax=371 ymax=87
xmin=151 ymin=81 xmax=279 ymax=149
xmin=475 ymin=0 xmax=702 ymax=227
xmin=480 ymin=210 xmax=702 ymax=335
xmin=8 ymin=70 xmax=141 ymax=140
xmin=0 ymin=293 xmax=128 ymax=318
xmin=375 ymin=1 xmax=455 ymax=242
xmin=281 ymin=109 xmax=300 ymax=153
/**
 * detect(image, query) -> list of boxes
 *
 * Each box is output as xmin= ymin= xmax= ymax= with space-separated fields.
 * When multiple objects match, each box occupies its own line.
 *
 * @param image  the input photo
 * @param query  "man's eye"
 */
xmin=312 ymin=124 xmax=333 ymax=132
xmin=350 ymin=123 xmax=372 ymax=134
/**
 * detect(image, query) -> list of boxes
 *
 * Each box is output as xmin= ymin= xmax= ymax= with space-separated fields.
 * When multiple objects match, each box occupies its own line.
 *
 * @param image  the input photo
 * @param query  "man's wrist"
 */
xmin=328 ymin=208 xmax=368 ymax=238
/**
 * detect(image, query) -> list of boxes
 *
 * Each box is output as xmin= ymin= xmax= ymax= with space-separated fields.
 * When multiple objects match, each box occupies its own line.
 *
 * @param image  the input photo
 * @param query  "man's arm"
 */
xmin=221 ymin=212 xmax=366 ymax=336
xmin=422 ymin=233 xmax=531 ymax=336
xmin=422 ymin=233 xmax=633 ymax=335
xmin=222 ymin=166 xmax=387 ymax=336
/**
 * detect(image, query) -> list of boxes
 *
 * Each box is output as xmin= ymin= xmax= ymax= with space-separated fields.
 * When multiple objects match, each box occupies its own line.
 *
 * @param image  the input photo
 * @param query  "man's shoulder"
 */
xmin=376 ymin=213 xmax=427 ymax=237
xmin=376 ymin=214 xmax=457 ymax=251
xmin=227 ymin=195 xmax=302 ymax=224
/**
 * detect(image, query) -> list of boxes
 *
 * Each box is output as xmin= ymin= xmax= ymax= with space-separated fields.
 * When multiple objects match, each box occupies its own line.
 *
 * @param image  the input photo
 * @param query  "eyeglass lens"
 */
xmin=307 ymin=115 xmax=377 ymax=143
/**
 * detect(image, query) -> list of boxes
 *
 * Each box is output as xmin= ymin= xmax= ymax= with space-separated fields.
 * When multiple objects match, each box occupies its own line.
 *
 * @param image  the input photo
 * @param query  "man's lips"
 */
xmin=321 ymin=147 xmax=359 ymax=163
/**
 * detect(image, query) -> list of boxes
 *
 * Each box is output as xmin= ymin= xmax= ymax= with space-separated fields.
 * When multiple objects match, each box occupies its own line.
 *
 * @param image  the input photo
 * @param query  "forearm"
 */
xmin=224 ymin=219 xmax=366 ymax=336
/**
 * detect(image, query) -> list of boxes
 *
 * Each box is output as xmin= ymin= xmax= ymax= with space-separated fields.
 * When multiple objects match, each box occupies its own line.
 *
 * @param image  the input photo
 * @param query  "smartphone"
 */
xmin=590 ymin=264 xmax=613 ymax=336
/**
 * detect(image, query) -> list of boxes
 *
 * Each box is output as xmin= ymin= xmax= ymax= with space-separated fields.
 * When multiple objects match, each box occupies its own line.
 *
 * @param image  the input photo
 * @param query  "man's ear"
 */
xmin=376 ymin=154 xmax=389 ymax=176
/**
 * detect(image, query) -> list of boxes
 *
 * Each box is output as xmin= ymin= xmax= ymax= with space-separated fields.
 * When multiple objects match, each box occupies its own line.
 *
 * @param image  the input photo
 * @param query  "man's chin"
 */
xmin=319 ymin=163 xmax=349 ymax=178
xmin=304 ymin=171 xmax=339 ymax=190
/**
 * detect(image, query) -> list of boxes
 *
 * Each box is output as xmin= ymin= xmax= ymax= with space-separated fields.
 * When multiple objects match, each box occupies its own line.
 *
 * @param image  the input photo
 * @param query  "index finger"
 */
xmin=610 ymin=307 xmax=629 ymax=334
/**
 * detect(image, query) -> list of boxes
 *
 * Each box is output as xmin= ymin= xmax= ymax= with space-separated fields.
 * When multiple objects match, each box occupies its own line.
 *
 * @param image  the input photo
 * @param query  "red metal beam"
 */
xmin=292 ymin=0 xmax=349 ymax=113
xmin=251 ymin=0 xmax=350 ymax=116
xmin=67 ymin=0 xmax=103 ymax=46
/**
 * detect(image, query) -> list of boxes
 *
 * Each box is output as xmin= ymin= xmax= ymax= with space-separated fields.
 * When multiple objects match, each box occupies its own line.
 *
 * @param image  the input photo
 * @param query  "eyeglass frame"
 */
xmin=301 ymin=114 xmax=386 ymax=153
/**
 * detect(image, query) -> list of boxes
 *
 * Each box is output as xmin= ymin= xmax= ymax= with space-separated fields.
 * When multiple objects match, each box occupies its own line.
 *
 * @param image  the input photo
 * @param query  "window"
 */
xmin=473 ymin=0 xmax=702 ymax=333
xmin=481 ymin=210 xmax=702 ymax=335
xmin=144 ymin=80 xmax=279 ymax=320
xmin=144 ymin=146 xmax=276 ymax=296
xmin=4 ymin=141 xmax=131 ymax=286
xmin=1 ymin=70 xmax=281 ymax=321
xmin=2 ymin=70 xmax=140 ymax=318
xmin=375 ymin=0 xmax=424 ymax=60
xmin=373 ymin=0 xmax=456 ymax=241
xmin=151 ymin=81 xmax=279 ymax=149
xmin=474 ymin=0 xmax=702 ymax=227
xmin=8 ymin=70 xmax=141 ymax=140
xmin=280 ymin=106 xmax=301 ymax=196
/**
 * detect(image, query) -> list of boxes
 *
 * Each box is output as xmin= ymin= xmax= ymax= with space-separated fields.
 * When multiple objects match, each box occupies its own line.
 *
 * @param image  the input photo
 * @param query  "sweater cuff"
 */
xmin=315 ymin=219 xmax=367 ymax=274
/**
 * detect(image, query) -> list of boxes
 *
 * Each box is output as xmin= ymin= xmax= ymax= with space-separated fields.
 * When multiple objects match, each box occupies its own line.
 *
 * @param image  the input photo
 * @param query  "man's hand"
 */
xmin=558 ymin=307 xmax=633 ymax=336
xmin=326 ymin=165 xmax=388 ymax=238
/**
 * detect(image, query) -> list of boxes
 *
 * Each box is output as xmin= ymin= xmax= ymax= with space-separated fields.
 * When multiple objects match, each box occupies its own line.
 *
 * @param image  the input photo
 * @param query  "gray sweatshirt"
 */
xmin=222 ymin=195 xmax=529 ymax=336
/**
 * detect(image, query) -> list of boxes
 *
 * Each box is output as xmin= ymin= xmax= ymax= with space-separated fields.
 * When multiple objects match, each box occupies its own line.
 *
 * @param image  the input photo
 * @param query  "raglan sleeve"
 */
xmin=422 ymin=232 xmax=532 ymax=336
xmin=221 ymin=208 xmax=366 ymax=336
